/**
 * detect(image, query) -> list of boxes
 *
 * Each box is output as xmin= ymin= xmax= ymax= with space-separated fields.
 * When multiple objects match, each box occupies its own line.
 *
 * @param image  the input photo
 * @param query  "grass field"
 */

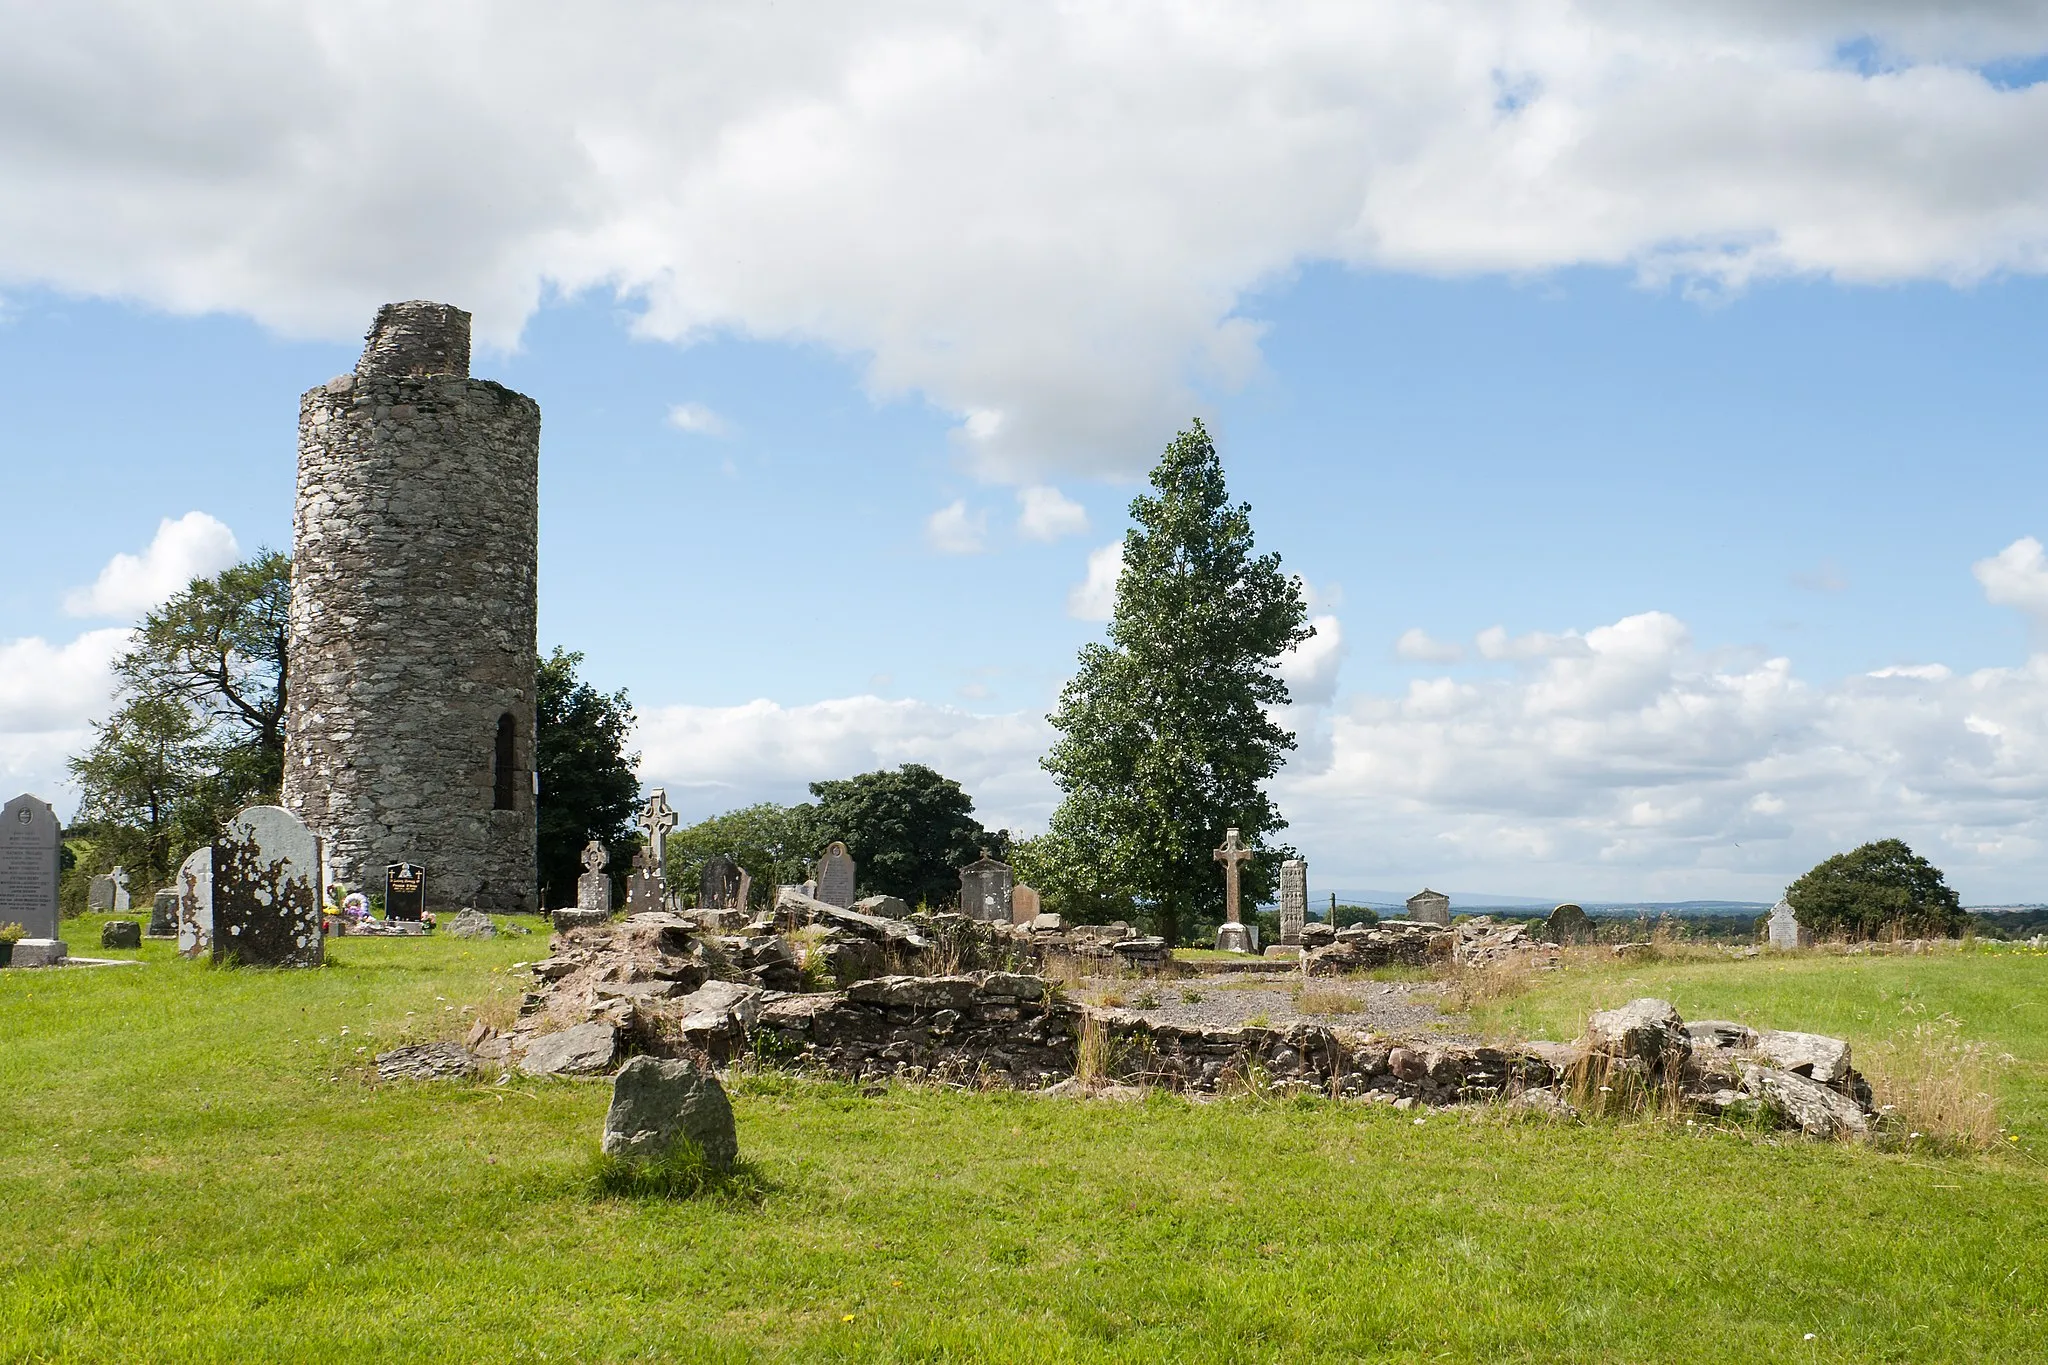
xmin=2 ymin=918 xmax=2044 ymax=1362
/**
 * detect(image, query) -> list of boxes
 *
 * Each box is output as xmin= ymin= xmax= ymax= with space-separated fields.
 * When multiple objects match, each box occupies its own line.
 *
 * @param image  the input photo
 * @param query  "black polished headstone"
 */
xmin=385 ymin=862 xmax=425 ymax=921
xmin=700 ymin=854 xmax=744 ymax=910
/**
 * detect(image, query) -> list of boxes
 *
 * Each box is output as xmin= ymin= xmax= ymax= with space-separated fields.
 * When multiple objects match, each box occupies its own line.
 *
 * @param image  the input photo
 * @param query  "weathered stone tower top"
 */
xmin=283 ymin=301 xmax=540 ymax=913
xmin=357 ymin=300 xmax=472 ymax=380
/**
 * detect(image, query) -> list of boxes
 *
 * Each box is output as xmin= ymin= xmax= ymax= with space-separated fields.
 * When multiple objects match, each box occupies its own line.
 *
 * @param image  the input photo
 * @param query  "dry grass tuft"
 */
xmin=1441 ymin=957 xmax=1534 ymax=1011
xmin=1866 ymin=1014 xmax=2007 ymax=1152
xmin=1294 ymin=983 xmax=1366 ymax=1016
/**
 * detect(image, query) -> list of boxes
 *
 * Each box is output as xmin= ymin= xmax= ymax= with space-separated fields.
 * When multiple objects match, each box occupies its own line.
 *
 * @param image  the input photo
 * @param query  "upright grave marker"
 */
xmin=1279 ymin=858 xmax=1307 ymax=945
xmin=385 ymin=863 xmax=425 ymax=921
xmin=700 ymin=855 xmax=745 ymax=911
xmin=88 ymin=870 xmax=130 ymax=913
xmin=959 ymin=853 xmax=1014 ymax=923
xmin=212 ymin=805 xmax=324 ymax=968
xmin=147 ymin=890 xmax=178 ymax=937
xmin=576 ymin=841 xmax=613 ymax=914
xmin=1009 ymin=884 xmax=1042 ymax=926
xmin=1766 ymin=899 xmax=1807 ymax=950
xmin=0 ymin=794 xmax=61 ymax=941
xmin=626 ymin=845 xmax=665 ymax=914
xmin=814 ymin=842 xmax=856 ymax=908
xmin=1213 ymin=827 xmax=1258 ymax=953
xmin=174 ymin=846 xmax=212 ymax=957
xmin=637 ymin=790 xmax=678 ymax=909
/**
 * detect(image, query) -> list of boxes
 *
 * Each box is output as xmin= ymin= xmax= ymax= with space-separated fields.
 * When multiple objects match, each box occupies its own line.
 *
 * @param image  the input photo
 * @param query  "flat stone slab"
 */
xmin=376 ymin=1042 xmax=477 ymax=1082
xmin=7 ymin=938 xmax=67 ymax=968
xmin=520 ymin=1021 xmax=618 ymax=1076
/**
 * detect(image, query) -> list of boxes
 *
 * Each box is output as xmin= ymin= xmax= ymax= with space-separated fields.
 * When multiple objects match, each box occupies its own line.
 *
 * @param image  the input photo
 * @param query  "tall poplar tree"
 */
xmin=1041 ymin=420 xmax=1311 ymax=946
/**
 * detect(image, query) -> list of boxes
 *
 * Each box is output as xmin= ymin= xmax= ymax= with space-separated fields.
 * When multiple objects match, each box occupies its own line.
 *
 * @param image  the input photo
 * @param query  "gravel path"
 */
xmin=1076 ymin=974 xmax=1477 ymax=1043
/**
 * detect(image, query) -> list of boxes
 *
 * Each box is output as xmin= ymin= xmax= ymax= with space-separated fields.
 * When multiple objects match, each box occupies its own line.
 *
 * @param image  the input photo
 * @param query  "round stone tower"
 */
xmin=283 ymin=301 xmax=540 ymax=913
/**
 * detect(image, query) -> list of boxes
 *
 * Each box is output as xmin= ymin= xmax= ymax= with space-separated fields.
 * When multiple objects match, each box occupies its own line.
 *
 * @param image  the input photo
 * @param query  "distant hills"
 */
xmin=1320 ymin=889 xmax=1772 ymax=917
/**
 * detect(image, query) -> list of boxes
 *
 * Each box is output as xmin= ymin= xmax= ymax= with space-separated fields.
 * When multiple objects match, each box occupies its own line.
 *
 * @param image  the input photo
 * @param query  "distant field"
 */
xmin=1 ymin=917 xmax=2042 ymax=1362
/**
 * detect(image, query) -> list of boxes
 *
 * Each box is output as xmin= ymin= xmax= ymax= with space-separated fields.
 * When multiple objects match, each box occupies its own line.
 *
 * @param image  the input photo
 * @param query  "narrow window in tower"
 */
xmin=493 ymin=713 xmax=517 ymax=810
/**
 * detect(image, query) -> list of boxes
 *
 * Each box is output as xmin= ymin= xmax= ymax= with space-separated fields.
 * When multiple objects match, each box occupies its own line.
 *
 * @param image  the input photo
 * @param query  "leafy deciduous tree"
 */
xmin=1041 ymin=420 xmax=1311 ymax=946
xmin=67 ymin=694 xmax=219 ymax=889
xmin=1786 ymin=838 xmax=1966 ymax=941
xmin=809 ymin=764 xmax=994 ymax=908
xmin=663 ymin=802 xmax=824 ymax=911
xmin=535 ymin=648 xmax=640 ymax=907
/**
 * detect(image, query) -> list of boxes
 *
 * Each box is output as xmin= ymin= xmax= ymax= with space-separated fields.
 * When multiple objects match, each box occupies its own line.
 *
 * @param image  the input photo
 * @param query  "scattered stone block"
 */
xmin=1741 ymin=1064 xmax=1870 ymax=1139
xmin=376 ymin=1042 xmax=477 ymax=1082
xmin=10 ymin=938 xmax=67 ymax=968
xmin=100 ymin=920 xmax=141 ymax=949
xmin=602 ymin=1055 xmax=737 ymax=1169
xmin=451 ymin=909 xmax=497 ymax=938
xmin=853 ymin=894 xmax=909 ymax=919
xmin=550 ymin=907 xmax=607 ymax=932
xmin=1754 ymin=1029 xmax=1854 ymax=1086
xmin=520 ymin=1021 xmax=618 ymax=1076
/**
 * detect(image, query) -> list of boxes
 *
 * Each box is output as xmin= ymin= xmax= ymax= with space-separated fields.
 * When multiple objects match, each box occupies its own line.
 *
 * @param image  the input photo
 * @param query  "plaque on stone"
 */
xmin=0 ymin=793 xmax=61 ymax=941
xmin=959 ymin=853 xmax=1013 ymax=923
xmin=385 ymin=862 xmax=425 ymax=921
xmin=700 ymin=854 xmax=745 ymax=910
xmin=1009 ymin=883 xmax=1041 ymax=926
xmin=212 ymin=805 xmax=324 ymax=968
xmin=576 ymin=841 xmax=613 ymax=915
xmin=1279 ymin=859 xmax=1307 ymax=945
xmin=147 ymin=889 xmax=178 ymax=937
xmin=814 ymin=842 xmax=856 ymax=908
xmin=175 ymin=846 xmax=213 ymax=957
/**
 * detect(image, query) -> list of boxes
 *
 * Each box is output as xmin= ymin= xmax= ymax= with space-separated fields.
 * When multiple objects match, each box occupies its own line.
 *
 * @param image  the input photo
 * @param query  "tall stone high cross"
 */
xmin=638 ymin=789 xmax=678 ymax=887
xmin=1213 ymin=827 xmax=1253 ymax=924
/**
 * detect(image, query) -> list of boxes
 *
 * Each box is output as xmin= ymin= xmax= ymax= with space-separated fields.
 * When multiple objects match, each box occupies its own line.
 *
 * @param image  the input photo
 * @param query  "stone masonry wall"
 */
xmin=283 ymin=302 xmax=541 ymax=913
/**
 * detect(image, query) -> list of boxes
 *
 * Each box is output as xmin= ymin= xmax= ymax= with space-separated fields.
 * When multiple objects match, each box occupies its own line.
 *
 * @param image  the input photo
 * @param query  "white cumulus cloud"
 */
xmin=63 ymin=512 xmax=239 ymax=619
xmin=4 ymin=6 xmax=2048 ymax=477
xmin=1016 ymin=486 xmax=1090 ymax=542
xmin=925 ymin=500 xmax=988 ymax=554
xmin=1475 ymin=625 xmax=1592 ymax=662
xmin=1395 ymin=628 xmax=1464 ymax=664
xmin=1068 ymin=541 xmax=1125 ymax=621
xmin=666 ymin=402 xmax=732 ymax=437
xmin=1973 ymin=536 xmax=2048 ymax=621
xmin=0 ymin=628 xmax=132 ymax=808
xmin=1280 ymin=615 xmax=1344 ymax=707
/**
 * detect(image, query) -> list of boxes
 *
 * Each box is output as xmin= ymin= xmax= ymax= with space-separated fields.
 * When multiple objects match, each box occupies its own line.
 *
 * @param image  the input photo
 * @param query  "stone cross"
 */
xmin=1213 ymin=827 xmax=1253 ymax=925
xmin=582 ymin=840 xmax=609 ymax=874
xmin=577 ymin=839 xmax=612 ymax=914
xmin=638 ymin=789 xmax=678 ymax=891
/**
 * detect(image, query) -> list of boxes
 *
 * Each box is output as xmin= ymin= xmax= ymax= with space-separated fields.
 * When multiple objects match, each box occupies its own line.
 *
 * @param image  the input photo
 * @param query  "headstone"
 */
xmin=814 ymin=842 xmax=856 ymax=908
xmin=111 ymin=866 xmax=131 ymax=912
xmin=88 ymin=874 xmax=118 ymax=912
xmin=1009 ymin=884 xmax=1042 ymax=925
xmin=1767 ymin=899 xmax=1806 ymax=950
xmin=625 ymin=844 xmax=665 ymax=915
xmin=700 ymin=854 xmax=745 ymax=910
xmin=1213 ymin=827 xmax=1257 ymax=952
xmin=147 ymin=889 xmax=177 ymax=937
xmin=576 ymin=840 xmax=612 ymax=914
xmin=1279 ymin=858 xmax=1307 ymax=945
xmin=174 ymin=846 xmax=212 ymax=957
xmin=637 ymin=789 xmax=678 ymax=906
xmin=211 ymin=805 xmax=324 ymax=968
xmin=1406 ymin=887 xmax=1451 ymax=926
xmin=1545 ymin=902 xmax=1594 ymax=944
xmin=959 ymin=852 xmax=1013 ymax=923
xmin=385 ymin=862 xmax=426 ymax=921
xmin=0 ymin=794 xmax=61 ymax=941
xmin=101 ymin=919 xmax=141 ymax=949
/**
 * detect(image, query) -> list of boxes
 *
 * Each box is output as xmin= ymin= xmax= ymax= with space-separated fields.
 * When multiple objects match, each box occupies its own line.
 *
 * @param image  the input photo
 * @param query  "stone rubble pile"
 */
xmin=1300 ymin=919 xmax=1454 ymax=975
xmin=1454 ymin=916 xmax=1561 ymax=968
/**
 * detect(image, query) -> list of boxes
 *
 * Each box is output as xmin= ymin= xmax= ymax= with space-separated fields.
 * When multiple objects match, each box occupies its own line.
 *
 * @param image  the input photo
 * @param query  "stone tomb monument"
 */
xmin=147 ymin=889 xmax=178 ymax=937
xmin=175 ymin=846 xmax=213 ymax=958
xmin=385 ymin=863 xmax=426 ymax=921
xmin=1009 ymin=884 xmax=1042 ymax=926
xmin=959 ymin=853 xmax=1014 ymax=923
xmin=1767 ymin=899 xmax=1809 ymax=950
xmin=814 ymin=842 xmax=857 ymax=908
xmin=700 ymin=854 xmax=749 ymax=911
xmin=1 ymin=794 xmax=62 ymax=941
xmin=576 ymin=841 xmax=613 ymax=914
xmin=1406 ymin=888 xmax=1451 ymax=926
xmin=1213 ymin=827 xmax=1259 ymax=953
xmin=1278 ymin=858 xmax=1307 ymax=945
xmin=212 ymin=805 xmax=324 ymax=968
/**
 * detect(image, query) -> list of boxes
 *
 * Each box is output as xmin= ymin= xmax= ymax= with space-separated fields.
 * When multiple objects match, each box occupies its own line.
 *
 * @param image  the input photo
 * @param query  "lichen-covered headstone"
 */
xmin=0 ymin=793 xmax=61 ymax=940
xmin=174 ymin=846 xmax=212 ymax=957
xmin=147 ymin=889 xmax=178 ymax=937
xmin=1279 ymin=859 xmax=1307 ymax=945
xmin=958 ymin=853 xmax=1013 ymax=922
xmin=814 ymin=842 xmax=856 ymax=908
xmin=212 ymin=805 xmax=324 ymax=968
xmin=1545 ymin=902 xmax=1593 ymax=945
xmin=700 ymin=854 xmax=745 ymax=910
xmin=88 ymin=874 xmax=117 ymax=912
xmin=576 ymin=840 xmax=612 ymax=914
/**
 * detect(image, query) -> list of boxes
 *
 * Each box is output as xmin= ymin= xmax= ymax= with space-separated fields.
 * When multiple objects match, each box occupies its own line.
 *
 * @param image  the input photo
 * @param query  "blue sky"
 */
xmin=5 ymin=3 xmax=2048 ymax=904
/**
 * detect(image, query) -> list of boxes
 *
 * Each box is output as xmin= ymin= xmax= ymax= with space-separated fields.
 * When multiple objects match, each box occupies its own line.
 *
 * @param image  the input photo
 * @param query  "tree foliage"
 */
xmin=535 ymin=648 xmax=640 ymax=907
xmin=1040 ymin=420 xmax=1311 ymax=945
xmin=663 ymin=802 xmax=824 ymax=911
xmin=1785 ymin=839 xmax=1966 ymax=941
xmin=1007 ymin=831 xmax=1139 ymax=926
xmin=809 ymin=764 xmax=995 ymax=908
xmin=67 ymin=695 xmax=221 ymax=890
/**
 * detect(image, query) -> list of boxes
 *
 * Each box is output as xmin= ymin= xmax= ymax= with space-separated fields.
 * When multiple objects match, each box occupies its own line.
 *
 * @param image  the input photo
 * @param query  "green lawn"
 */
xmin=2 ymin=918 xmax=2043 ymax=1362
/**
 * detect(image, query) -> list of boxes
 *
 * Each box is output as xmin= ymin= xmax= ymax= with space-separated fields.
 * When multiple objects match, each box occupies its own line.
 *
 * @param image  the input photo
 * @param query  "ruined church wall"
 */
xmin=283 ymin=303 xmax=540 ymax=913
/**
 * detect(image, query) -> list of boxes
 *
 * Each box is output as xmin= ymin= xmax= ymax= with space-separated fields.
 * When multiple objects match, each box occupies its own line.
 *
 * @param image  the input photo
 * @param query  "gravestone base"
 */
xmin=1262 ymin=944 xmax=1302 ymax=960
xmin=1216 ymin=922 xmax=1259 ymax=954
xmin=10 ymin=938 xmax=68 ymax=968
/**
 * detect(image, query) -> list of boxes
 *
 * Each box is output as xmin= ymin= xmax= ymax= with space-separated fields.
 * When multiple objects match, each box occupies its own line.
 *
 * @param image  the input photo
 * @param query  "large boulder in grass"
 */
xmin=602 ymin=1055 xmax=738 ymax=1169
xmin=1741 ymin=1064 xmax=1871 ymax=1139
xmin=1584 ymin=998 xmax=1691 ymax=1074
